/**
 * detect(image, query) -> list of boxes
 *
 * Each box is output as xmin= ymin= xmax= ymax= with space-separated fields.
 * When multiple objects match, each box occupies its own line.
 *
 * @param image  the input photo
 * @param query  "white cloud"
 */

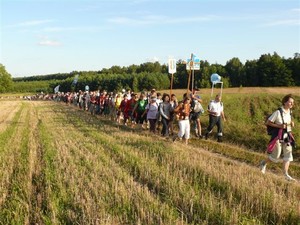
xmin=38 ymin=38 xmax=61 ymax=46
xmin=42 ymin=26 xmax=106 ymax=33
xmin=108 ymin=15 xmax=216 ymax=26
xmin=7 ymin=19 xmax=54 ymax=28
xmin=263 ymin=19 xmax=300 ymax=27
xmin=42 ymin=27 xmax=64 ymax=32
xmin=146 ymin=56 xmax=160 ymax=63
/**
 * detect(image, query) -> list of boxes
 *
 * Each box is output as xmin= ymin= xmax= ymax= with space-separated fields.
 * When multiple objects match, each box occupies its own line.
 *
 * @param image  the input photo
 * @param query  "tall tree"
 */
xmin=242 ymin=60 xmax=258 ymax=86
xmin=173 ymin=62 xmax=188 ymax=89
xmin=0 ymin=64 xmax=13 ymax=93
xmin=284 ymin=53 xmax=300 ymax=86
xmin=127 ymin=64 xmax=138 ymax=74
xmin=137 ymin=62 xmax=162 ymax=73
xmin=225 ymin=57 xmax=243 ymax=87
xmin=257 ymin=52 xmax=294 ymax=86
xmin=199 ymin=60 xmax=211 ymax=88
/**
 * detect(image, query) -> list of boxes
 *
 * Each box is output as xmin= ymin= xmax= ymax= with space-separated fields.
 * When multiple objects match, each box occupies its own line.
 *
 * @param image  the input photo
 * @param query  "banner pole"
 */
xmin=170 ymin=73 xmax=174 ymax=96
xmin=186 ymin=53 xmax=193 ymax=95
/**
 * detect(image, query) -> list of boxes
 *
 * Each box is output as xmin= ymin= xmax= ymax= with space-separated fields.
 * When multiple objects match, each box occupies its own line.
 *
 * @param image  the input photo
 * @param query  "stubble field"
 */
xmin=0 ymin=89 xmax=300 ymax=224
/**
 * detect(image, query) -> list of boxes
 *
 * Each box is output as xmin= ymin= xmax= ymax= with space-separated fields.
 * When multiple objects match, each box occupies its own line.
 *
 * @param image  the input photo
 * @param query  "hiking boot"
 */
xmin=285 ymin=174 xmax=296 ymax=181
xmin=217 ymin=136 xmax=222 ymax=142
xmin=259 ymin=160 xmax=266 ymax=174
xmin=205 ymin=133 xmax=209 ymax=140
xmin=172 ymin=136 xmax=178 ymax=142
xmin=199 ymin=135 xmax=203 ymax=139
xmin=173 ymin=136 xmax=182 ymax=143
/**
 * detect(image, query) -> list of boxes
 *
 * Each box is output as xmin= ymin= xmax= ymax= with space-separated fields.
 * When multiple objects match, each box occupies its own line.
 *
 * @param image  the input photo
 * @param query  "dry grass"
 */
xmin=0 ymin=96 xmax=300 ymax=224
xmin=0 ymin=101 xmax=21 ymax=132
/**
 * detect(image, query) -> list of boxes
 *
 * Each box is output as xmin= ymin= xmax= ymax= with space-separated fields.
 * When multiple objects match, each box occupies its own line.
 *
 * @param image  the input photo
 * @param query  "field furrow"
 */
xmin=55 ymin=103 xmax=300 ymax=224
xmin=35 ymin=102 xmax=182 ymax=224
xmin=0 ymin=101 xmax=22 ymax=133
xmin=26 ymin=101 xmax=48 ymax=225
xmin=0 ymin=99 xmax=299 ymax=225
xmin=0 ymin=102 xmax=25 ymax=208
xmin=0 ymin=102 xmax=32 ymax=224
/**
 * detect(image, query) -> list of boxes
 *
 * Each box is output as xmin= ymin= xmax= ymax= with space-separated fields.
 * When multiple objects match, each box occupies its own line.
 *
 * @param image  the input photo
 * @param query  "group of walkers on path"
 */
xmin=53 ymin=88 xmax=225 ymax=145
xmin=52 ymin=90 xmax=297 ymax=182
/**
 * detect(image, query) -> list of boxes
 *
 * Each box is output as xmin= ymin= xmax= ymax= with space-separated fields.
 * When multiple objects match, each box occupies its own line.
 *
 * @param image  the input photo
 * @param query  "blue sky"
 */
xmin=1 ymin=0 xmax=299 ymax=77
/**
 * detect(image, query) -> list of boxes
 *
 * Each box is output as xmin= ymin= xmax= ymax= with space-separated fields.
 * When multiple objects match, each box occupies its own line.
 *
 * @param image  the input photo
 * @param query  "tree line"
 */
xmin=0 ymin=52 xmax=299 ymax=93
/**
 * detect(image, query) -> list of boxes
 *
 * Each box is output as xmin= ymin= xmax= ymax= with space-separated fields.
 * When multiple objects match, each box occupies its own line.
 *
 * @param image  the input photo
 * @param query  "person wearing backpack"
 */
xmin=190 ymin=90 xmax=205 ymax=138
xmin=260 ymin=94 xmax=296 ymax=181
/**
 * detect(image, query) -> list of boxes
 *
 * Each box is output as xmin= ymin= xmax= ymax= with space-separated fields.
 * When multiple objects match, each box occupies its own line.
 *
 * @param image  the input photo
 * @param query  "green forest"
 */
xmin=1 ymin=52 xmax=299 ymax=93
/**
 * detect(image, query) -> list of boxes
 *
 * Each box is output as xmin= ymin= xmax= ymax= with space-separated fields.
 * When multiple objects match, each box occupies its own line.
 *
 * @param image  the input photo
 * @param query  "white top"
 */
xmin=268 ymin=107 xmax=292 ymax=132
xmin=208 ymin=100 xmax=223 ymax=117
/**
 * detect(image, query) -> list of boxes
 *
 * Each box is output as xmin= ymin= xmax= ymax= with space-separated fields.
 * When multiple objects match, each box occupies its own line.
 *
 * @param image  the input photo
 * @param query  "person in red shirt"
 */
xmin=119 ymin=94 xmax=128 ymax=125
xmin=124 ymin=93 xmax=137 ymax=127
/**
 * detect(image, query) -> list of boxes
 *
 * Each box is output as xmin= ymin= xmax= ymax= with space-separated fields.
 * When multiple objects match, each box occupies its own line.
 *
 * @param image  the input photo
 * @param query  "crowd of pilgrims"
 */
xmin=53 ymin=88 xmax=208 ymax=145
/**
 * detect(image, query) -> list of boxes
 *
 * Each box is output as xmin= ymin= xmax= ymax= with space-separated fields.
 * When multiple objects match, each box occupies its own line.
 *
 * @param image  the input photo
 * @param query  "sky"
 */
xmin=1 ymin=0 xmax=299 ymax=77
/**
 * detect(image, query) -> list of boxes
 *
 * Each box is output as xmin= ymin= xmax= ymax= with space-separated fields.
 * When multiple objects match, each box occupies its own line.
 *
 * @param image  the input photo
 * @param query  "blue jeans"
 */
xmin=161 ymin=117 xmax=170 ymax=136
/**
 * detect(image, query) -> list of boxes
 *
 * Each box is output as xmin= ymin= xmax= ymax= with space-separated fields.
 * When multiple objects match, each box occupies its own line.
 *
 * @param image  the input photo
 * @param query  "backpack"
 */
xmin=265 ymin=108 xmax=290 ymax=135
xmin=193 ymin=100 xmax=204 ymax=114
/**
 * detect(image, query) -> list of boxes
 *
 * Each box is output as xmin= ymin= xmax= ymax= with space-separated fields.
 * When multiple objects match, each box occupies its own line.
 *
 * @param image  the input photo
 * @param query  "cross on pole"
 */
xmin=184 ymin=53 xmax=200 ymax=95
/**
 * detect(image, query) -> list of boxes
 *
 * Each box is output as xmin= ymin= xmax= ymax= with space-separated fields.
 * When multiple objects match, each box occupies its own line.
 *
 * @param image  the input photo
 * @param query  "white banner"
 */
xmin=168 ymin=58 xmax=176 ymax=74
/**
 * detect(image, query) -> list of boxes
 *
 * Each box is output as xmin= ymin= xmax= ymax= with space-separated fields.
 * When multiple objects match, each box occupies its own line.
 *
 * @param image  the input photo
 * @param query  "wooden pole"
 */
xmin=192 ymin=68 xmax=195 ymax=94
xmin=186 ymin=53 xmax=193 ymax=95
xmin=170 ymin=73 xmax=174 ymax=96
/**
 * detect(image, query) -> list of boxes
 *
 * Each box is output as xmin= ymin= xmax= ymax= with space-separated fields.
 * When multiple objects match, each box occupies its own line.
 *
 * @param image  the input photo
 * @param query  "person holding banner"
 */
xmin=205 ymin=94 xmax=226 ymax=142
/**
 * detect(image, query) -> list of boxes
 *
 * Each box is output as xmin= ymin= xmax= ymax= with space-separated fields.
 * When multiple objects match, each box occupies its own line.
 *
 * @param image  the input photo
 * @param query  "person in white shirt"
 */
xmin=205 ymin=94 xmax=226 ymax=142
xmin=126 ymin=89 xmax=132 ymax=100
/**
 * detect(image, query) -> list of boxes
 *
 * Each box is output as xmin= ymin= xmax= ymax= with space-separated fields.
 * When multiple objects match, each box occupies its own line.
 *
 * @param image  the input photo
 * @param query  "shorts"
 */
xmin=268 ymin=140 xmax=293 ymax=162
xmin=190 ymin=112 xmax=201 ymax=121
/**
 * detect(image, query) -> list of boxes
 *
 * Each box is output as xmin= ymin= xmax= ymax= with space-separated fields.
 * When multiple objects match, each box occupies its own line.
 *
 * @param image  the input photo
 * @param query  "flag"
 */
xmin=72 ymin=74 xmax=79 ymax=85
xmin=54 ymin=85 xmax=60 ymax=93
